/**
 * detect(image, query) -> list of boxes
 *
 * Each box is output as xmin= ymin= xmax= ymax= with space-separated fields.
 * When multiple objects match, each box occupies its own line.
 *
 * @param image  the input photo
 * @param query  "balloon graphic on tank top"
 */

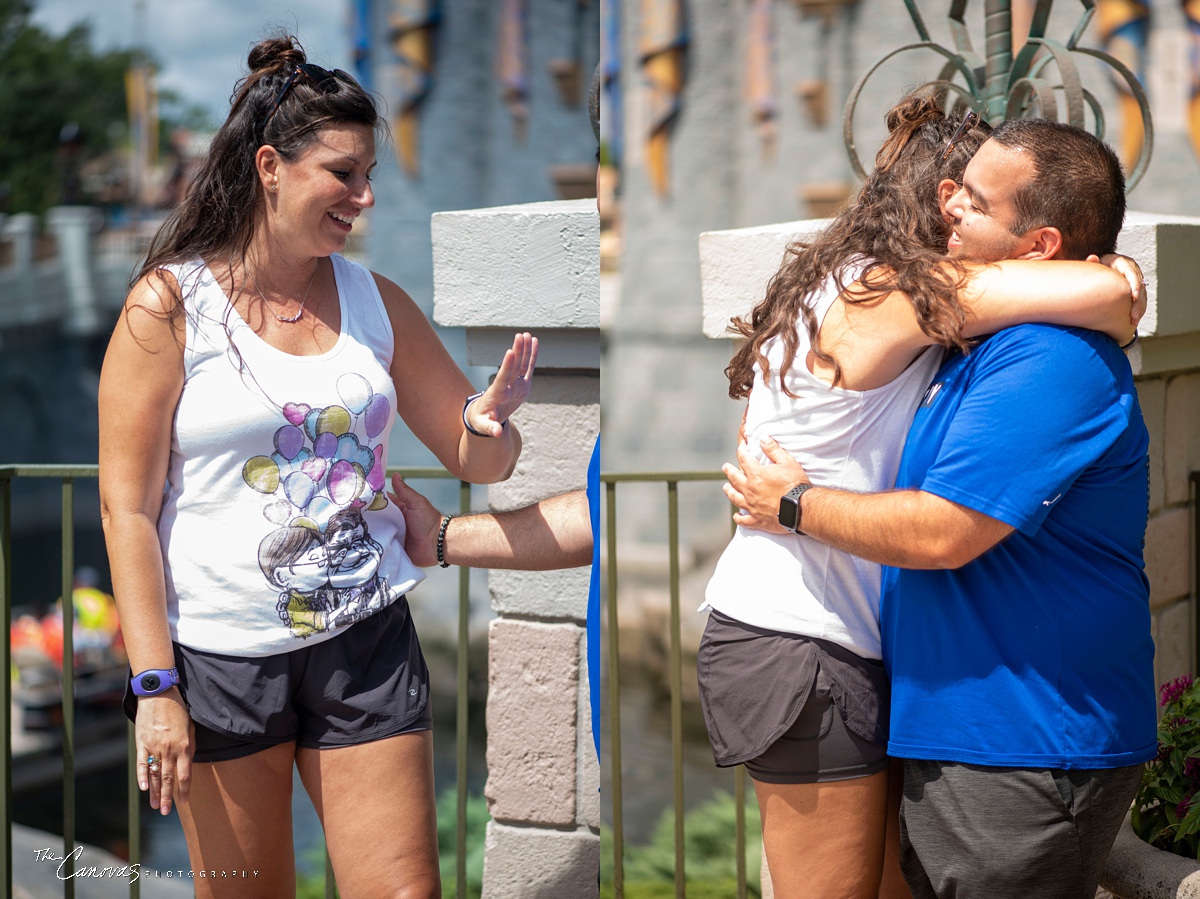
xmin=366 ymin=490 xmax=388 ymax=511
xmin=337 ymin=373 xmax=373 ymax=415
xmin=364 ymin=393 xmax=390 ymax=439
xmin=306 ymin=496 xmax=336 ymax=531
xmin=328 ymin=459 xmax=365 ymax=506
xmin=313 ymin=431 xmax=338 ymax=459
xmin=282 ymin=402 xmax=311 ymax=427
xmin=366 ymin=445 xmax=386 ymax=492
xmin=273 ymin=425 xmax=305 ymax=461
xmin=283 ymin=471 xmax=317 ymax=509
xmin=300 ymin=456 xmax=328 ymax=483
xmin=242 ymin=455 xmax=280 ymax=494
xmin=317 ymin=405 xmax=352 ymax=438
xmin=263 ymin=498 xmax=293 ymax=525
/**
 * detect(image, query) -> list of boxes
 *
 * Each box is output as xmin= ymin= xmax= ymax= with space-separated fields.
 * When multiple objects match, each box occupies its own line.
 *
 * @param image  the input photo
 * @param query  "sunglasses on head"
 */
xmin=266 ymin=63 xmax=356 ymax=125
xmin=941 ymin=109 xmax=992 ymax=162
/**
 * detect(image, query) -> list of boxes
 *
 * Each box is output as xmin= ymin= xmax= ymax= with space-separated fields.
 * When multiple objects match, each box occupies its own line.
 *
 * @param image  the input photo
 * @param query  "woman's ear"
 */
xmin=255 ymin=144 xmax=281 ymax=193
xmin=937 ymin=178 xmax=958 ymax=216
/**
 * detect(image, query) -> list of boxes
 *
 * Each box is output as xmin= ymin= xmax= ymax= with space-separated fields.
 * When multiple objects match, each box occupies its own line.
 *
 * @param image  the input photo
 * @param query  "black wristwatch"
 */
xmin=778 ymin=483 xmax=815 ymax=534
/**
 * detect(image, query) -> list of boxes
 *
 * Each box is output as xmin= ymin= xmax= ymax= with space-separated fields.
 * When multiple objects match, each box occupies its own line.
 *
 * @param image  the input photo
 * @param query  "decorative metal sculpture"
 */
xmin=498 ymin=0 xmax=530 ymax=141
xmin=842 ymin=0 xmax=1154 ymax=188
xmin=639 ymin=0 xmax=688 ymax=196
xmin=390 ymin=0 xmax=442 ymax=178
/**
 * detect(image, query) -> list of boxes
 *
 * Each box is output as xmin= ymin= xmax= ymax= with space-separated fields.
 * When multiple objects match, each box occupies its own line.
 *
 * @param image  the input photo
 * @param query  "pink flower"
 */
xmin=1161 ymin=675 xmax=1195 ymax=707
xmin=1178 ymin=792 xmax=1194 ymax=820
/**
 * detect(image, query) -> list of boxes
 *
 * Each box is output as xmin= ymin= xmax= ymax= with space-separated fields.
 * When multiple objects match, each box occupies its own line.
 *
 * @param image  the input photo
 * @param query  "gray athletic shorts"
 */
xmin=899 ymin=759 xmax=1144 ymax=898
xmin=697 ymin=610 xmax=889 ymax=783
xmin=124 ymin=596 xmax=432 ymax=762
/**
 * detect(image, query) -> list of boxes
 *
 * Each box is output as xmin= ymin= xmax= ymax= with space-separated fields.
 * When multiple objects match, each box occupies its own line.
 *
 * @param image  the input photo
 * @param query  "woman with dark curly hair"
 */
xmin=698 ymin=85 xmax=1142 ymax=898
xmin=99 ymin=35 xmax=535 ymax=897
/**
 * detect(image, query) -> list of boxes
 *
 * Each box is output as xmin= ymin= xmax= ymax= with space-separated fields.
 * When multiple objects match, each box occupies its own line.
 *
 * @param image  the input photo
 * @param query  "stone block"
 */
xmin=465 ymin=326 xmax=600 ymax=370
xmin=1117 ymin=212 xmax=1200 ymax=338
xmin=432 ymin=199 xmax=600 ymax=331
xmin=1137 ymin=376 xmax=1167 ymax=514
xmin=486 ymin=620 xmax=580 ymax=826
xmin=698 ymin=219 xmax=830 ymax=338
xmin=489 ymin=375 xmax=599 ymax=512
xmin=1145 ymin=507 xmax=1190 ymax=609
xmin=578 ymin=628 xmax=600 ymax=830
xmin=481 ymin=822 xmax=600 ymax=899
xmin=490 ymin=567 xmax=590 ymax=621
xmin=1155 ymin=599 xmax=1193 ymax=691
xmin=1164 ymin=373 xmax=1200 ymax=507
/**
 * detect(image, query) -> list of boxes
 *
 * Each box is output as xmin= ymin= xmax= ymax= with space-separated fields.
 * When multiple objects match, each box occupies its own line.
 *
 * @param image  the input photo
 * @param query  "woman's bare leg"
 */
xmin=879 ymin=759 xmax=913 ymax=899
xmin=297 ymin=731 xmax=441 ymax=899
xmin=175 ymin=741 xmax=298 ymax=898
xmin=753 ymin=769 xmax=890 ymax=899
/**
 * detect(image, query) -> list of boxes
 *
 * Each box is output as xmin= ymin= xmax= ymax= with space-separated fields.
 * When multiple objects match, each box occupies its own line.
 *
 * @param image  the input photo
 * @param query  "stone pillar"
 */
xmin=45 ymin=206 xmax=104 ymax=336
xmin=1116 ymin=213 xmax=1200 ymax=690
xmin=432 ymin=198 xmax=600 ymax=899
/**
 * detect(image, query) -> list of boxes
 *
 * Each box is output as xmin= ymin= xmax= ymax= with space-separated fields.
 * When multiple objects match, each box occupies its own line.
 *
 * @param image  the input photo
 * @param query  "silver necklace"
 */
xmin=252 ymin=261 xmax=319 ymax=323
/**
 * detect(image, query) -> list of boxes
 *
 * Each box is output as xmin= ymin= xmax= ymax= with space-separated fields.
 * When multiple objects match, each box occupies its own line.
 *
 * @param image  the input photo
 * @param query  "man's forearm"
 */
xmin=799 ymin=487 xmax=1012 ymax=569
xmin=443 ymin=491 xmax=593 ymax=570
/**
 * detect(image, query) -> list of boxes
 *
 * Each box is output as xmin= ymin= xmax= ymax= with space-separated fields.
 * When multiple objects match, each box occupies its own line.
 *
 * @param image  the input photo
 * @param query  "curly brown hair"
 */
xmin=726 ymin=84 xmax=990 ymax=398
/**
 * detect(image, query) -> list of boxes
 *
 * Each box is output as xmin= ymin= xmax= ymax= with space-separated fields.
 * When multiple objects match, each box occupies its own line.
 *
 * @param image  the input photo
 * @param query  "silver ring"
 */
xmin=146 ymin=755 xmax=160 ymax=774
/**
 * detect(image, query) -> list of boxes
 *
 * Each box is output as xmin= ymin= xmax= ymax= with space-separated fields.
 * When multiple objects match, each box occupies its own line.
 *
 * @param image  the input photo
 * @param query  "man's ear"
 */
xmin=936 ymin=178 xmax=958 ymax=215
xmin=1013 ymin=226 xmax=1063 ymax=261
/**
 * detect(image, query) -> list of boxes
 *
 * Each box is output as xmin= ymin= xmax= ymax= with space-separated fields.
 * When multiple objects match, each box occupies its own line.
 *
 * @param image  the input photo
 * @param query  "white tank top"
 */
xmin=158 ymin=254 xmax=425 ymax=656
xmin=702 ymin=267 xmax=943 ymax=660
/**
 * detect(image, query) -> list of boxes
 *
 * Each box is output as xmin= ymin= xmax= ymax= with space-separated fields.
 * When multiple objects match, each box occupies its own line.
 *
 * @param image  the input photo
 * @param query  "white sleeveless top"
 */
xmin=702 ymin=267 xmax=943 ymax=660
xmin=158 ymin=254 xmax=424 ymax=656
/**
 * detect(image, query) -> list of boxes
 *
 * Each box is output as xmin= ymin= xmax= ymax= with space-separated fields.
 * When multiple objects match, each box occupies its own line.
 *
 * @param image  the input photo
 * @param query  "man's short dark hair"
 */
xmin=989 ymin=119 xmax=1126 ymax=260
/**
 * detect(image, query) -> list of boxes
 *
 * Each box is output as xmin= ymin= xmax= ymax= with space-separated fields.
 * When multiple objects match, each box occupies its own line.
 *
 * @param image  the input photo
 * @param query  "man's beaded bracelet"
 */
xmin=436 ymin=514 xmax=454 ymax=568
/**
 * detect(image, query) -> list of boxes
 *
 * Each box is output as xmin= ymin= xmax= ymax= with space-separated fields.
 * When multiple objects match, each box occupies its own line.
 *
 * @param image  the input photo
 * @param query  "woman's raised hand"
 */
xmin=464 ymin=332 xmax=538 ymax=438
xmin=1090 ymin=253 xmax=1147 ymax=326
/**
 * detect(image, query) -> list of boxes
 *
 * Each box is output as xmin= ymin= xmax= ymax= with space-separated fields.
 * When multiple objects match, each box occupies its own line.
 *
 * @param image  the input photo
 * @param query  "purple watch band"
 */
xmin=130 ymin=667 xmax=180 ymax=697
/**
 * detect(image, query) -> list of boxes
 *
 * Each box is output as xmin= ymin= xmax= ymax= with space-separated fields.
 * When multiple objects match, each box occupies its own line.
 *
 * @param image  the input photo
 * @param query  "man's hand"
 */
xmin=388 ymin=473 xmax=444 ymax=567
xmin=722 ymin=436 xmax=810 ymax=535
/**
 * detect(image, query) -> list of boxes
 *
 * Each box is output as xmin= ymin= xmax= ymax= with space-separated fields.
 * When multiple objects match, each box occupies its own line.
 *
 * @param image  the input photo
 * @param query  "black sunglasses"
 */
xmin=266 ymin=64 xmax=356 ymax=125
xmin=941 ymin=110 xmax=992 ymax=161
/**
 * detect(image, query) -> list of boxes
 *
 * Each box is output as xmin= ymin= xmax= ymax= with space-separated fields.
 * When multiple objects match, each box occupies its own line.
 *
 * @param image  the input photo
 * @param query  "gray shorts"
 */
xmin=124 ymin=596 xmax=432 ymax=762
xmin=899 ymin=759 xmax=1143 ymax=898
xmin=697 ymin=610 xmax=889 ymax=783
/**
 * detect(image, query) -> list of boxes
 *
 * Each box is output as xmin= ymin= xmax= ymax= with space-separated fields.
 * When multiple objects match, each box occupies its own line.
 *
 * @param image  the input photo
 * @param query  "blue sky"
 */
xmin=30 ymin=0 xmax=355 ymax=126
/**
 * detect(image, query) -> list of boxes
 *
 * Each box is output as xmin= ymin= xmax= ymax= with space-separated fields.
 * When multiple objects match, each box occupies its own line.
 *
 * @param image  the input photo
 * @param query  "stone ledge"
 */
xmin=432 ymin=199 xmax=600 ymax=330
xmin=699 ymin=211 xmax=1200 ymax=344
xmin=1101 ymin=810 xmax=1200 ymax=898
xmin=481 ymin=822 xmax=600 ymax=899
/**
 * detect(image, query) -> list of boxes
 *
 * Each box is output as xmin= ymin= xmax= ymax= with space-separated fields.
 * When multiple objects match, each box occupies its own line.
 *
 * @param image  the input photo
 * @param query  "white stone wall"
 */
xmin=432 ymin=199 xmax=600 ymax=899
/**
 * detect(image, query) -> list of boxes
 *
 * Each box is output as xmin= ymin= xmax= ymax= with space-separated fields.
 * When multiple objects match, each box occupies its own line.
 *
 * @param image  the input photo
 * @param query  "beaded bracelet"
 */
xmin=436 ymin=514 xmax=454 ymax=568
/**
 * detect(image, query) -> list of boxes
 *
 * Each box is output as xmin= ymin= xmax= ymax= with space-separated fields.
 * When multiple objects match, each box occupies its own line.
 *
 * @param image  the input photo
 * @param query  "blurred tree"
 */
xmin=0 ymin=0 xmax=206 ymax=215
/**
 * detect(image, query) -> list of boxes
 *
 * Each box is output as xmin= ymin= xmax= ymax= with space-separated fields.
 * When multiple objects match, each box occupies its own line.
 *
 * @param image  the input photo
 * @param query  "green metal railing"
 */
xmin=0 ymin=464 xmax=474 ymax=899
xmin=603 ymin=470 xmax=749 ymax=899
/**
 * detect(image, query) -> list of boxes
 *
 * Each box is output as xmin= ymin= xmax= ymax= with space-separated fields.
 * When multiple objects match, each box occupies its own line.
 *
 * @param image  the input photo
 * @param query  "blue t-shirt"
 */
xmin=881 ymin=324 xmax=1156 ymax=769
xmin=587 ymin=435 xmax=600 ymax=759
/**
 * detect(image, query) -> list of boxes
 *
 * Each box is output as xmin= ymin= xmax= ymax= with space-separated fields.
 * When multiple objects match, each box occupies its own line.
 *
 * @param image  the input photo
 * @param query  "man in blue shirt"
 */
xmin=726 ymin=119 xmax=1155 ymax=898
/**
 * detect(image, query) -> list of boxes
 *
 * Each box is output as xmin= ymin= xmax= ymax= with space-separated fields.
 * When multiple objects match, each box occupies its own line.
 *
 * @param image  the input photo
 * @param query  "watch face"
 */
xmin=140 ymin=673 xmax=161 ymax=692
xmin=778 ymin=496 xmax=799 ymax=531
